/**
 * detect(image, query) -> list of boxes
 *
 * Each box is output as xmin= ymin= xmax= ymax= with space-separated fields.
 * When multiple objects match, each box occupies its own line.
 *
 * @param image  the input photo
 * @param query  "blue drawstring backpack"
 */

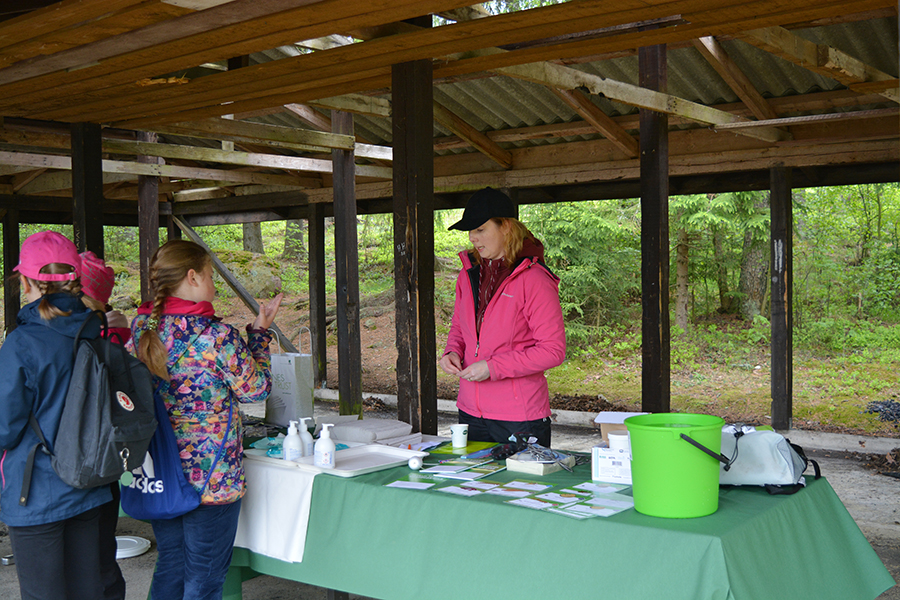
xmin=120 ymin=390 xmax=232 ymax=520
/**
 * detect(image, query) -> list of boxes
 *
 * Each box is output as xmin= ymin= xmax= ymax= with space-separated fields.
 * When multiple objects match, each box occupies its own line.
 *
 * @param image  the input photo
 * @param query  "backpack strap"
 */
xmin=20 ymin=412 xmax=51 ymax=506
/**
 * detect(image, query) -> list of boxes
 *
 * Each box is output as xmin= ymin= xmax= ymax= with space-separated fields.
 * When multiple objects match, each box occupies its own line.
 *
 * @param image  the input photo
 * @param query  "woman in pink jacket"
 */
xmin=439 ymin=187 xmax=566 ymax=447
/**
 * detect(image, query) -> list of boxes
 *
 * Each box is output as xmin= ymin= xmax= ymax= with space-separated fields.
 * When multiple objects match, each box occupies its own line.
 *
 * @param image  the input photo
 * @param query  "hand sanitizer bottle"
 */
xmin=314 ymin=423 xmax=336 ymax=469
xmin=282 ymin=420 xmax=302 ymax=462
xmin=299 ymin=417 xmax=315 ymax=457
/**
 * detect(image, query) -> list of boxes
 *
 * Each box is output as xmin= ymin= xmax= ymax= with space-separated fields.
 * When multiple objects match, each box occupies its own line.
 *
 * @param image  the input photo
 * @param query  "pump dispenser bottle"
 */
xmin=299 ymin=417 xmax=315 ymax=457
xmin=283 ymin=420 xmax=302 ymax=462
xmin=314 ymin=423 xmax=336 ymax=469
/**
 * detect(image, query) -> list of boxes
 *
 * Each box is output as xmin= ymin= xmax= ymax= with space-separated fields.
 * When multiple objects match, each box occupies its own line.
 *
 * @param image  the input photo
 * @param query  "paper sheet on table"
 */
xmin=234 ymin=455 xmax=316 ymax=563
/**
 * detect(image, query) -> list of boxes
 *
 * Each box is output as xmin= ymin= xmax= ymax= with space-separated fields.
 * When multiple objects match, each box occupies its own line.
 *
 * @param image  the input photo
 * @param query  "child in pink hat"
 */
xmin=79 ymin=250 xmax=131 ymax=345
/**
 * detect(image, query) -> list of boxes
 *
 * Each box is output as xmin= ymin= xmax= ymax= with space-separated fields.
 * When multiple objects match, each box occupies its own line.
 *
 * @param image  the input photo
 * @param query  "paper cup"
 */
xmin=450 ymin=424 xmax=469 ymax=448
xmin=608 ymin=430 xmax=630 ymax=452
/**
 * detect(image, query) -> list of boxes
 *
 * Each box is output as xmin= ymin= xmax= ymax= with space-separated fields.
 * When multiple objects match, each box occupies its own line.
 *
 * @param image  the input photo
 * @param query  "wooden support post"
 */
xmin=3 ymin=208 xmax=20 ymax=335
xmin=308 ymin=201 xmax=328 ymax=387
xmin=392 ymin=57 xmax=437 ymax=435
xmin=332 ymin=111 xmax=362 ymax=416
xmin=71 ymin=122 xmax=104 ymax=256
xmin=137 ymin=131 xmax=159 ymax=303
xmin=639 ymin=43 xmax=671 ymax=413
xmin=770 ymin=166 xmax=793 ymax=430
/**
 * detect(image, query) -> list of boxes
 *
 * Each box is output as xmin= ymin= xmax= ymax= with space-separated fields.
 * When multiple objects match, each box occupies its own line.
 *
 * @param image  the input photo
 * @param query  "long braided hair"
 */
xmin=137 ymin=240 xmax=211 ymax=380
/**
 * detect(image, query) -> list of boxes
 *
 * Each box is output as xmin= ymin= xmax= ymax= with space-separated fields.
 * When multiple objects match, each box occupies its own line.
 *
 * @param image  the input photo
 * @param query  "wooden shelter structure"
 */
xmin=0 ymin=0 xmax=897 ymax=433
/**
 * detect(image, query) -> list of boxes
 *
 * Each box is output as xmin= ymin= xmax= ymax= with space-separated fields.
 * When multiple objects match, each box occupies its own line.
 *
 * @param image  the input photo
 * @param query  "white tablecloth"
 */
xmin=234 ymin=454 xmax=317 ymax=563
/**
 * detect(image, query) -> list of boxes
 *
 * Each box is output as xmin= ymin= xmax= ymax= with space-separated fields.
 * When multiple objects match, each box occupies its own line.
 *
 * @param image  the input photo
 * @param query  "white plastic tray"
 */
xmin=292 ymin=444 xmax=428 ymax=477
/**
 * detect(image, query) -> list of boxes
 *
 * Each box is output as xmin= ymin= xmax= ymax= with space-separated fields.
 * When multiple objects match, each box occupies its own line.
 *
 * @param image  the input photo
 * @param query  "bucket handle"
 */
xmin=680 ymin=434 xmax=733 ymax=471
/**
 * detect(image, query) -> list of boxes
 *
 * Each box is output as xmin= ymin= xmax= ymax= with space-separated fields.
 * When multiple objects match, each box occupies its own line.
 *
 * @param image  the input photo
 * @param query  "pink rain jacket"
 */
xmin=444 ymin=250 xmax=566 ymax=422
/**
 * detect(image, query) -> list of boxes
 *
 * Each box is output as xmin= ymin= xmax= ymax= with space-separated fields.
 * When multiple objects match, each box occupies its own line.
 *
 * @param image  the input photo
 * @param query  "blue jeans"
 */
xmin=150 ymin=499 xmax=242 ymax=600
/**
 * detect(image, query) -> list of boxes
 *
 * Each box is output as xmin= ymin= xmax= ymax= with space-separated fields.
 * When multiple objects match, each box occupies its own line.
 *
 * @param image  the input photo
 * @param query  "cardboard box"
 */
xmin=593 ymin=411 xmax=647 ymax=442
xmin=591 ymin=446 xmax=632 ymax=484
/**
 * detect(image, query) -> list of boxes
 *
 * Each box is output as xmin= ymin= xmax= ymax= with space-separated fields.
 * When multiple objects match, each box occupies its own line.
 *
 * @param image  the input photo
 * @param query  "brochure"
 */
xmin=432 ymin=462 xmax=507 ymax=481
xmin=420 ymin=458 xmax=492 ymax=474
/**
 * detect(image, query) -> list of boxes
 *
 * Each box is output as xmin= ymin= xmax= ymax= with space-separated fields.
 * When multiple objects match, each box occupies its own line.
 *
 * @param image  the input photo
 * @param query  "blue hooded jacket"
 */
xmin=0 ymin=293 xmax=112 ymax=526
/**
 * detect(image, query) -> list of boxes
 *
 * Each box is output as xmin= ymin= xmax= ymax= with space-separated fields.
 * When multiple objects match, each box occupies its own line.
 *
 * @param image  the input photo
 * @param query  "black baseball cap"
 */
xmin=448 ymin=187 xmax=516 ymax=231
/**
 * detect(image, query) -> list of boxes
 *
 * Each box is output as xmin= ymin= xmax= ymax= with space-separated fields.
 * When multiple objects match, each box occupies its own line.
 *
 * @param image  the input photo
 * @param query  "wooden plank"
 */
xmin=494 ymin=60 xmax=791 ymax=143
xmin=433 ymin=101 xmax=512 ymax=169
xmin=0 ymin=2 xmax=193 ymax=71
xmin=173 ymin=215 xmax=297 ymax=352
xmin=0 ymin=0 xmax=150 ymax=51
xmin=137 ymin=131 xmax=159 ymax=303
xmin=639 ymin=43 xmax=670 ymax=414
xmin=0 ymin=0 xmax=330 ymax=85
xmin=71 ymin=122 xmax=104 ymax=256
xmin=331 ymin=110 xmax=362 ymax=416
xmin=691 ymin=36 xmax=779 ymax=121
xmin=769 ymin=165 xmax=793 ymax=430
xmin=551 ymin=88 xmax=639 ymax=157
xmin=712 ymin=107 xmax=899 ymax=129
xmin=102 ymin=139 xmax=392 ymax=178
xmin=0 ymin=150 xmax=309 ymax=186
xmin=3 ymin=208 xmax=20 ymax=335
xmin=308 ymin=201 xmax=327 ymax=386
xmin=0 ymin=0 xmax=470 ymax=114
xmin=393 ymin=57 xmax=437 ymax=435
xmin=151 ymin=119 xmax=355 ymax=151
xmin=740 ymin=27 xmax=899 ymax=103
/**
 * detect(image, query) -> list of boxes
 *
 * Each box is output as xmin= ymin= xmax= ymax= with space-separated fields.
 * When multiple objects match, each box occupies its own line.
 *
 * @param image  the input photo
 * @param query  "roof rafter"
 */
xmin=691 ymin=36 xmax=779 ymax=121
xmin=433 ymin=101 xmax=512 ymax=168
xmin=740 ymin=27 xmax=899 ymax=103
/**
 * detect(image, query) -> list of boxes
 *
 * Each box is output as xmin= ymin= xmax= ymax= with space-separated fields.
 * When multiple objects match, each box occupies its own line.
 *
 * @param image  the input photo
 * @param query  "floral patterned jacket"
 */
xmin=131 ymin=313 xmax=272 ymax=504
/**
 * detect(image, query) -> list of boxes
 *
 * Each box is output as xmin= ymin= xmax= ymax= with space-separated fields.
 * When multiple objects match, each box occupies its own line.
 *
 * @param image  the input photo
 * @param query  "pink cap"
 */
xmin=14 ymin=231 xmax=80 ymax=282
xmin=80 ymin=250 xmax=115 ymax=304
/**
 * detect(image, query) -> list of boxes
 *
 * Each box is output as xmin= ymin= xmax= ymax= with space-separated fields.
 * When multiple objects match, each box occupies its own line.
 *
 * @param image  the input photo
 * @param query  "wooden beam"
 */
xmin=394 ymin=57 xmax=438 ymax=435
xmin=0 ymin=150 xmax=311 ymax=187
xmin=770 ymin=165 xmax=793 ymax=430
xmin=284 ymin=103 xmax=332 ymax=131
xmin=102 ymin=139 xmax=392 ymax=179
xmin=493 ymin=59 xmax=791 ymax=143
xmin=3 ymin=207 xmax=20 ymax=335
xmin=137 ymin=131 xmax=159 ymax=303
xmin=173 ymin=215 xmax=297 ymax=352
xmin=331 ymin=110 xmax=362 ymax=416
xmin=741 ymin=27 xmax=899 ymax=103
xmin=691 ymin=36 xmax=779 ymax=121
xmin=71 ymin=122 xmax=104 ymax=256
xmin=308 ymin=201 xmax=327 ymax=386
xmin=551 ymin=88 xmax=639 ymax=157
xmin=433 ymin=101 xmax=512 ymax=169
xmin=151 ymin=118 xmax=355 ymax=151
xmin=711 ymin=107 xmax=899 ymax=129
xmin=639 ymin=42 xmax=670 ymax=414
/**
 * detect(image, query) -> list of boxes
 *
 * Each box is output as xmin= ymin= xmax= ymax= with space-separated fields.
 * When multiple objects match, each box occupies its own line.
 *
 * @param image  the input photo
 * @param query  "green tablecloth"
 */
xmin=229 ymin=462 xmax=894 ymax=600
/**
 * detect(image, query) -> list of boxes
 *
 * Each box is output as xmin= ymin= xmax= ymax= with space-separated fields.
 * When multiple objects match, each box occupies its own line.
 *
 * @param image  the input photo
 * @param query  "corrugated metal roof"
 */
xmin=190 ymin=16 xmax=897 ymax=160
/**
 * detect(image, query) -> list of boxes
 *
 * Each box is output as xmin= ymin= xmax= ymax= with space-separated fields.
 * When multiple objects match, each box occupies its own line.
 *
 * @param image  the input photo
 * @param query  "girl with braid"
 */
xmin=131 ymin=239 xmax=281 ymax=600
xmin=0 ymin=231 xmax=110 ymax=599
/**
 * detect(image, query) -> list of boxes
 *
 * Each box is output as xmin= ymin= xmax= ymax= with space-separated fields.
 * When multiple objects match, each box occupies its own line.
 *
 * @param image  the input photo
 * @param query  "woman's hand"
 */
xmin=252 ymin=293 xmax=283 ymax=331
xmin=458 ymin=360 xmax=490 ymax=383
xmin=439 ymin=351 xmax=462 ymax=375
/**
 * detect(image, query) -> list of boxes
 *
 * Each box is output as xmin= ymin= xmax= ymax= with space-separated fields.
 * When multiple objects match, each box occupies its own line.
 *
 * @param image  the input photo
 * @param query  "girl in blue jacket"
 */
xmin=0 ymin=231 xmax=109 ymax=600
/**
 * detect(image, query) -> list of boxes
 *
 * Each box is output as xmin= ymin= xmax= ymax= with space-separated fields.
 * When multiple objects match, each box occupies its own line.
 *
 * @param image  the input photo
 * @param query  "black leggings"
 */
xmin=8 ymin=506 xmax=104 ymax=600
xmin=458 ymin=408 xmax=552 ymax=447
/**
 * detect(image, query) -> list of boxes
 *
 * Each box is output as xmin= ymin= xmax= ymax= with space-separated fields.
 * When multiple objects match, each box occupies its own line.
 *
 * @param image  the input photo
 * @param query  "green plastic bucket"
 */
xmin=625 ymin=413 xmax=725 ymax=518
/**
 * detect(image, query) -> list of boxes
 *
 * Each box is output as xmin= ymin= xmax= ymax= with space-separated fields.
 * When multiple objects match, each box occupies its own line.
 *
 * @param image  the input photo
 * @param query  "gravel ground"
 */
xmin=1 ymin=400 xmax=897 ymax=600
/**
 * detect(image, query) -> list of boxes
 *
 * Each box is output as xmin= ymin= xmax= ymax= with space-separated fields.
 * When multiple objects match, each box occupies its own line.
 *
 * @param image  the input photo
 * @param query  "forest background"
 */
xmin=1 ymin=183 xmax=898 ymax=437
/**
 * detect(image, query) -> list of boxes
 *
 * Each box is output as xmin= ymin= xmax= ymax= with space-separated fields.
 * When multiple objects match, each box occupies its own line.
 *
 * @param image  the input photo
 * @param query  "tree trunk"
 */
xmin=284 ymin=219 xmax=306 ymax=259
xmin=243 ymin=222 xmax=264 ymax=253
xmin=738 ymin=198 xmax=770 ymax=320
xmin=675 ymin=227 xmax=690 ymax=332
xmin=711 ymin=225 xmax=734 ymax=313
